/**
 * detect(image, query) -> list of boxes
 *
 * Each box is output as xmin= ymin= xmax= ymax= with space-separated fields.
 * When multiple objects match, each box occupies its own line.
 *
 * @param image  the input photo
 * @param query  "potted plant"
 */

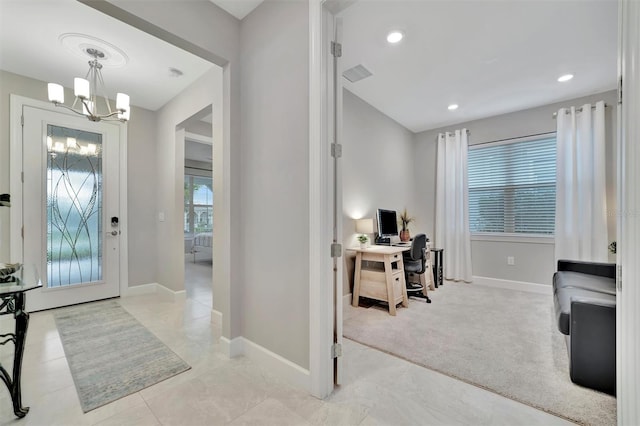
xmin=357 ymin=234 xmax=369 ymax=249
xmin=399 ymin=208 xmax=414 ymax=242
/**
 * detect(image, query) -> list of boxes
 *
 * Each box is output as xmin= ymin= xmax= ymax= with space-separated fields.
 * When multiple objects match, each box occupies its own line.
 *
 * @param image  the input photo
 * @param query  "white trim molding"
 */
xmin=218 ymin=336 xmax=310 ymax=392
xmin=122 ymin=283 xmax=186 ymax=302
xmin=617 ymin=0 xmax=640 ymax=423
xmin=211 ymin=309 xmax=223 ymax=327
xmin=472 ymin=276 xmax=552 ymax=295
xmin=309 ymin=0 xmax=334 ymax=400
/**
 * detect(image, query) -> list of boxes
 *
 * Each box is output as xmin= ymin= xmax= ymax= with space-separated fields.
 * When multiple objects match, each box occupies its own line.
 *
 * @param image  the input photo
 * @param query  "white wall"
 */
xmin=414 ymin=90 xmax=618 ymax=285
xmin=99 ymin=0 xmax=243 ymax=340
xmin=154 ymin=68 xmax=221 ymax=292
xmin=342 ymin=89 xmax=416 ymax=294
xmin=0 ymin=69 xmax=158 ymax=286
xmin=239 ymin=0 xmax=310 ymax=369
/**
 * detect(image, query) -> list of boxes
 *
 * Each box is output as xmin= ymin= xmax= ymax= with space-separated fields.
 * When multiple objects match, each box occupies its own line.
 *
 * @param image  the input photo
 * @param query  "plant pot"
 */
xmin=400 ymin=230 xmax=410 ymax=242
xmin=360 ymin=242 xmax=367 ymax=249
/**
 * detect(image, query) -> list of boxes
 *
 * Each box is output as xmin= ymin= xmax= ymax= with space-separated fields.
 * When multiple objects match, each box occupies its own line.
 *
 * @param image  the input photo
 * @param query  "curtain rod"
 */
xmin=469 ymin=131 xmax=556 ymax=147
xmin=439 ymin=129 xmax=470 ymax=136
xmin=552 ymin=103 xmax=608 ymax=119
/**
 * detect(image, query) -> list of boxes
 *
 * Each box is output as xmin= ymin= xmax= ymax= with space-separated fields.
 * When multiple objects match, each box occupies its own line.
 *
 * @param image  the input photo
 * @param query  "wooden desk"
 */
xmin=350 ymin=246 xmax=410 ymax=315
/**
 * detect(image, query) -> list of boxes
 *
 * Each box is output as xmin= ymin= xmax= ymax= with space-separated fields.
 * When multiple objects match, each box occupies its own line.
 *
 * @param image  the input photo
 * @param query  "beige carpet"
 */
xmin=344 ymin=283 xmax=616 ymax=426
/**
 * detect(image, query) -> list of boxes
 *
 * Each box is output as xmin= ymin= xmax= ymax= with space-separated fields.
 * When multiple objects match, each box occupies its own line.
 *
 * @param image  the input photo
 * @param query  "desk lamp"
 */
xmin=356 ymin=218 xmax=374 ymax=247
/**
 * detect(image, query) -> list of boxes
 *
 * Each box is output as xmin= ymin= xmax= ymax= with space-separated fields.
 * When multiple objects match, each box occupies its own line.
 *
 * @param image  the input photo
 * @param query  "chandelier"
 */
xmin=47 ymin=48 xmax=130 ymax=122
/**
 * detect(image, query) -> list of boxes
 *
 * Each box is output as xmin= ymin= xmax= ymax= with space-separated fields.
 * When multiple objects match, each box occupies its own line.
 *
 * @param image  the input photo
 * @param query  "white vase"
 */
xmin=360 ymin=242 xmax=367 ymax=249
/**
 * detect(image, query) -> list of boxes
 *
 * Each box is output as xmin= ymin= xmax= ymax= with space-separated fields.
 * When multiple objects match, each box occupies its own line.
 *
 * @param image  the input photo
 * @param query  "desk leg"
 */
xmin=400 ymin=259 xmax=409 ymax=308
xmin=383 ymin=256 xmax=397 ymax=316
xmin=352 ymin=252 xmax=363 ymax=307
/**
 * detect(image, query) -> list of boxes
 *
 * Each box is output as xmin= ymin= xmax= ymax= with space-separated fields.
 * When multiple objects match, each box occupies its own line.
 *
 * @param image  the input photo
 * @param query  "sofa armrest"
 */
xmin=557 ymin=259 xmax=616 ymax=279
xmin=569 ymin=298 xmax=616 ymax=395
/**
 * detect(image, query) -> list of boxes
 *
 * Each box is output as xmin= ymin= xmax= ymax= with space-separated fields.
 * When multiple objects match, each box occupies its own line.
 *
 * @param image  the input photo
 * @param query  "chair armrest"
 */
xmin=557 ymin=260 xmax=616 ymax=279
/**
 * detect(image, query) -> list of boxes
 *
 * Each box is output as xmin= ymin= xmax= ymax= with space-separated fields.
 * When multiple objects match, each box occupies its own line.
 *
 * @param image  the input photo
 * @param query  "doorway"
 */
xmin=17 ymin=103 xmax=125 ymax=312
xmin=182 ymin=106 xmax=214 ymax=308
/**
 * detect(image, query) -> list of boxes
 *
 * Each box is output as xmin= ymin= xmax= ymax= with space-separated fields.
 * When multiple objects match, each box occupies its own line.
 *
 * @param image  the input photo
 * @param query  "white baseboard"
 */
xmin=211 ymin=309 xmax=223 ymax=327
xmin=220 ymin=336 xmax=244 ymax=358
xmin=343 ymin=292 xmax=352 ymax=306
xmin=473 ymin=276 xmax=552 ymax=295
xmin=121 ymin=283 xmax=158 ymax=297
xmin=122 ymin=283 xmax=186 ymax=301
xmin=218 ymin=336 xmax=310 ymax=392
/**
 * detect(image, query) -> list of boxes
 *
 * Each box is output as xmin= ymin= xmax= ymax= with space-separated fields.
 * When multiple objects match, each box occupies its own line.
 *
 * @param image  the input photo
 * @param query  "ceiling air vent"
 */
xmin=343 ymin=64 xmax=372 ymax=83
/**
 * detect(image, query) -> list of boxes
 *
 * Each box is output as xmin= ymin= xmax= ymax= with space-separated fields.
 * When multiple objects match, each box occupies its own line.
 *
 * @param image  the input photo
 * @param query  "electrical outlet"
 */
xmin=159 ymin=212 xmax=165 ymax=222
xmin=507 ymin=256 xmax=515 ymax=265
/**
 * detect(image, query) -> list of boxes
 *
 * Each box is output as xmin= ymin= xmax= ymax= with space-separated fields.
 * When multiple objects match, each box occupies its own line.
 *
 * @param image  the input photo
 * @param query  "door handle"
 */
xmin=107 ymin=230 xmax=119 ymax=236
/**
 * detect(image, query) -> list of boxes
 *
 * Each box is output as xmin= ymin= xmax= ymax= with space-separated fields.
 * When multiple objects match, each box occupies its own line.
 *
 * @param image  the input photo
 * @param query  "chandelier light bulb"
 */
xmin=47 ymin=83 xmax=64 ymax=103
xmin=116 ymin=93 xmax=130 ymax=111
xmin=74 ymin=78 xmax=90 ymax=99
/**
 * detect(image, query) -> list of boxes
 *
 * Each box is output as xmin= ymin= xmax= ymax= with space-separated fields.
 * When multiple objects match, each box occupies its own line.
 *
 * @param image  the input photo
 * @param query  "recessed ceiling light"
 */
xmin=557 ymin=74 xmax=574 ymax=82
xmin=387 ymin=31 xmax=404 ymax=44
xmin=448 ymin=104 xmax=459 ymax=111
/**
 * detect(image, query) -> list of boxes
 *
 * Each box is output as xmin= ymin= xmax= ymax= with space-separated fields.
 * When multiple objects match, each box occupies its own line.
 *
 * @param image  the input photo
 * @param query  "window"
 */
xmin=184 ymin=175 xmax=213 ymax=234
xmin=467 ymin=135 xmax=556 ymax=235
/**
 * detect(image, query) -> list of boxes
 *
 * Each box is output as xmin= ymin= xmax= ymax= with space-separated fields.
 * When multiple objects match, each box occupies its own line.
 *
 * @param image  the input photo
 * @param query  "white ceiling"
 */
xmin=340 ymin=0 xmax=618 ymax=133
xmin=0 ymin=0 xmax=214 ymax=112
xmin=209 ymin=0 xmax=264 ymax=20
xmin=185 ymin=140 xmax=213 ymax=163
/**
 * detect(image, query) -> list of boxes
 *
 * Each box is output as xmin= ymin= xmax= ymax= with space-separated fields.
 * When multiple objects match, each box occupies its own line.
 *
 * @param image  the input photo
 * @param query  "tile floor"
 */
xmin=1 ymin=279 xmax=574 ymax=425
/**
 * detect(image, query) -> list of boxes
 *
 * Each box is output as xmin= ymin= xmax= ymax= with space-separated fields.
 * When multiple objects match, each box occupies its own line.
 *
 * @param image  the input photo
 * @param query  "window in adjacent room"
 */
xmin=184 ymin=175 xmax=213 ymax=235
xmin=467 ymin=134 xmax=556 ymax=235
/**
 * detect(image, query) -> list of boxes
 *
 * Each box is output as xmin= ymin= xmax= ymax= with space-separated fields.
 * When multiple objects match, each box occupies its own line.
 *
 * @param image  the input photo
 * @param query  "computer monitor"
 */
xmin=376 ymin=209 xmax=398 ymax=237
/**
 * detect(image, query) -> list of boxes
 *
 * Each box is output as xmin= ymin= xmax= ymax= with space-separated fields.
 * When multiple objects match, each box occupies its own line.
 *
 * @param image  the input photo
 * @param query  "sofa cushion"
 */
xmin=553 ymin=271 xmax=616 ymax=295
xmin=554 ymin=285 xmax=616 ymax=335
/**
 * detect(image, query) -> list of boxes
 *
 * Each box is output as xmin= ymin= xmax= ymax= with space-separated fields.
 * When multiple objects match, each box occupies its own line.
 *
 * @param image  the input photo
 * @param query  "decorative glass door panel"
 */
xmin=46 ymin=125 xmax=103 ymax=288
xmin=21 ymin=106 xmax=120 ymax=312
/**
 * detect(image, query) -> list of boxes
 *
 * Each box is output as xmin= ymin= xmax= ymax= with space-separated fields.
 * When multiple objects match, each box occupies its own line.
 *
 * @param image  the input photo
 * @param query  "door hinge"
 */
xmin=21 ymin=172 xmax=24 ymax=183
xmin=21 ymin=226 xmax=24 ymax=239
xmin=331 ymin=243 xmax=342 ymax=258
xmin=331 ymin=343 xmax=342 ymax=358
xmin=618 ymin=76 xmax=623 ymax=105
xmin=20 ymin=115 xmax=24 ymax=126
xmin=331 ymin=143 xmax=342 ymax=158
xmin=331 ymin=41 xmax=342 ymax=58
xmin=617 ymin=264 xmax=622 ymax=292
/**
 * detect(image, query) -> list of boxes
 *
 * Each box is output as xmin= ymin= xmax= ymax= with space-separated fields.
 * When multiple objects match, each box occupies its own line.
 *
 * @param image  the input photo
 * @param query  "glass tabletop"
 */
xmin=0 ymin=264 xmax=42 ymax=296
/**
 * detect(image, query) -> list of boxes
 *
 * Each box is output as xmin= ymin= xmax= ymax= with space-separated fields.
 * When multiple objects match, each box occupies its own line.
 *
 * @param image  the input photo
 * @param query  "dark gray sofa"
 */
xmin=552 ymin=259 xmax=616 ymax=395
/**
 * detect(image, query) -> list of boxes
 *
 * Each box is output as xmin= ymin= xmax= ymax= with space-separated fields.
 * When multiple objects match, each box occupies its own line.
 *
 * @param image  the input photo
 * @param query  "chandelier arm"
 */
xmin=52 ymin=102 xmax=91 ymax=118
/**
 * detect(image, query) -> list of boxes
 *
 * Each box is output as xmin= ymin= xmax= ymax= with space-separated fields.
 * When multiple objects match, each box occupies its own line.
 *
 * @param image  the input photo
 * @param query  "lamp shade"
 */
xmin=74 ymin=78 xmax=90 ymax=99
xmin=356 ymin=218 xmax=374 ymax=234
xmin=47 ymin=83 xmax=64 ymax=103
xmin=116 ymin=93 xmax=130 ymax=111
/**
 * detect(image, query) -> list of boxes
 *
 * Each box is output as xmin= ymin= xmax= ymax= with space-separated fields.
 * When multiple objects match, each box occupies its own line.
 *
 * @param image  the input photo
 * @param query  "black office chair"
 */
xmin=403 ymin=233 xmax=431 ymax=303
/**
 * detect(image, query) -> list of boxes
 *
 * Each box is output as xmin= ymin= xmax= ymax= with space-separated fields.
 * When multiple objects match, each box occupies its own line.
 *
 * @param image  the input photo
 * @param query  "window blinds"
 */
xmin=468 ymin=136 xmax=556 ymax=235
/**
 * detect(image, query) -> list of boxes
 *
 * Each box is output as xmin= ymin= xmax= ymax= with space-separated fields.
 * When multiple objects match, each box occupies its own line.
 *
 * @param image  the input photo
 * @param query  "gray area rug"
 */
xmin=54 ymin=300 xmax=191 ymax=412
xmin=344 ymin=283 xmax=616 ymax=426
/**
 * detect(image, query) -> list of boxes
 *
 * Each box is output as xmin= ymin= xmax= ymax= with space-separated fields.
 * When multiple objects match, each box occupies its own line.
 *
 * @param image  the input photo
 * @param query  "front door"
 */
xmin=21 ymin=106 xmax=121 ymax=311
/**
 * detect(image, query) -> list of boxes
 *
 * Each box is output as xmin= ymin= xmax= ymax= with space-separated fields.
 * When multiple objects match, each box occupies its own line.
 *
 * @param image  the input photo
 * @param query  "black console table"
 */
xmin=0 ymin=271 xmax=41 ymax=418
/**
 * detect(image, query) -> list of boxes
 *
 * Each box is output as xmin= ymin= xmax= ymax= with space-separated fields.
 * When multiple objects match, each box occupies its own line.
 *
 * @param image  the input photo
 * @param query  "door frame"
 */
xmin=9 ymin=94 xmax=129 ymax=299
xmin=617 ymin=0 xmax=640 ymax=422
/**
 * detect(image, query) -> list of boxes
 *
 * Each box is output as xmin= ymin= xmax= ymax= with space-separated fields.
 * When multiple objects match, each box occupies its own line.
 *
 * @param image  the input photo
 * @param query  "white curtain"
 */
xmin=555 ymin=101 xmax=608 ymax=263
xmin=435 ymin=129 xmax=472 ymax=282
